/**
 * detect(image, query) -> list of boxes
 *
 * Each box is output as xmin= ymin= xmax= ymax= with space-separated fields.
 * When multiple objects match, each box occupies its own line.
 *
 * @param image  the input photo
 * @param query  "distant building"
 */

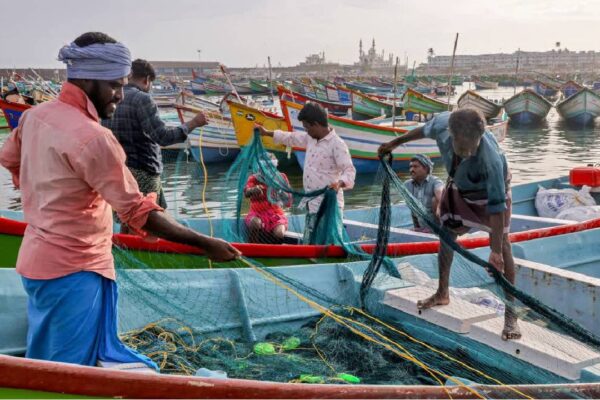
xmin=357 ymin=38 xmax=394 ymax=69
xmin=425 ymin=49 xmax=600 ymax=74
xmin=149 ymin=61 xmax=220 ymax=79
xmin=0 ymin=69 xmax=65 ymax=81
xmin=299 ymin=52 xmax=326 ymax=66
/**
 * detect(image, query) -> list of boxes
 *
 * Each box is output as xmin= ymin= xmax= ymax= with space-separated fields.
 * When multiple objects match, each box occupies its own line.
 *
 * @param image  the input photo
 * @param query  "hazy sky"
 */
xmin=3 ymin=0 xmax=600 ymax=68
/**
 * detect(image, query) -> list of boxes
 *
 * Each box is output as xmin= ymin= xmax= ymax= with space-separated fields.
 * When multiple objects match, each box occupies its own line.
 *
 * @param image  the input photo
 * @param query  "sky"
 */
xmin=2 ymin=0 xmax=600 ymax=69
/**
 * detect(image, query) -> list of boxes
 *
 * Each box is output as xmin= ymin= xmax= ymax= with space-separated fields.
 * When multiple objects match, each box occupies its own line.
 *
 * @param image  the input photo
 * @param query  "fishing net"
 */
xmin=108 ymin=110 xmax=600 ymax=398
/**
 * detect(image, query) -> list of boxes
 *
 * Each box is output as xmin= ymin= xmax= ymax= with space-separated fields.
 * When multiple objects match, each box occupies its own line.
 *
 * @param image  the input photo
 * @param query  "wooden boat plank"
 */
xmin=382 ymin=285 xmax=498 ymax=333
xmin=469 ymin=317 xmax=600 ymax=380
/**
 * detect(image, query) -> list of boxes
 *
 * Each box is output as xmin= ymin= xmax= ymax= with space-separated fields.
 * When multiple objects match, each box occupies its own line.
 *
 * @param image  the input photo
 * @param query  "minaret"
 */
xmin=359 ymin=39 xmax=363 ymax=59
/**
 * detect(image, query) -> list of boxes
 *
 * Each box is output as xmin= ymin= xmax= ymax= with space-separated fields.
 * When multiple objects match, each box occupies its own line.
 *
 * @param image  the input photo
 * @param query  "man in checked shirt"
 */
xmin=255 ymin=102 xmax=356 ymax=244
xmin=103 ymin=59 xmax=207 ymax=232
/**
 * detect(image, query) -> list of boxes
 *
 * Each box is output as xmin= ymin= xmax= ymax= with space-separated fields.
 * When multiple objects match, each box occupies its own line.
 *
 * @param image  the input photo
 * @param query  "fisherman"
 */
xmin=102 ymin=59 xmax=207 ymax=233
xmin=255 ymin=102 xmax=356 ymax=244
xmin=404 ymin=154 xmax=443 ymax=233
xmin=379 ymin=108 xmax=520 ymax=340
xmin=244 ymin=152 xmax=292 ymax=244
xmin=0 ymin=32 xmax=240 ymax=368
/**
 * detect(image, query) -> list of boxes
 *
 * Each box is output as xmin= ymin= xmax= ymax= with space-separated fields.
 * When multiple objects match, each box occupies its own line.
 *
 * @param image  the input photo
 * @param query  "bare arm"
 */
xmin=255 ymin=124 xmax=308 ymax=147
xmin=143 ymin=211 xmax=241 ymax=262
xmin=488 ymin=212 xmax=505 ymax=272
xmin=378 ymin=126 xmax=425 ymax=156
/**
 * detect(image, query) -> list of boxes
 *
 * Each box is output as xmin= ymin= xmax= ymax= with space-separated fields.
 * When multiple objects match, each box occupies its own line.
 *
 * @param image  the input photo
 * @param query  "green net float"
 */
xmin=337 ymin=373 xmax=361 ymax=384
xmin=253 ymin=342 xmax=276 ymax=355
xmin=282 ymin=337 xmax=301 ymax=351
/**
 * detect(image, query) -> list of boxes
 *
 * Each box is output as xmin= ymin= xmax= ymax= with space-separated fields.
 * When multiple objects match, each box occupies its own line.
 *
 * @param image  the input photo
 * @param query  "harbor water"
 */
xmin=1 ymin=84 xmax=599 ymax=218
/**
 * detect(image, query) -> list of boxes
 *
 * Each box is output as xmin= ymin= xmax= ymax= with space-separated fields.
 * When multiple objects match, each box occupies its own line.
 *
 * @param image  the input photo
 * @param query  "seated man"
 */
xmin=244 ymin=154 xmax=291 ymax=243
xmin=404 ymin=154 xmax=443 ymax=233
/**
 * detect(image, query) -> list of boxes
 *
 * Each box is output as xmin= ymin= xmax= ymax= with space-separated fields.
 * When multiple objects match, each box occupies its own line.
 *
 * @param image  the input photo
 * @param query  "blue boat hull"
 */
xmin=2 ymin=109 xmax=24 ymax=130
xmin=565 ymin=112 xmax=596 ymax=127
xmin=509 ymin=111 xmax=545 ymax=126
xmin=190 ymin=146 xmax=240 ymax=164
xmin=294 ymin=150 xmax=410 ymax=174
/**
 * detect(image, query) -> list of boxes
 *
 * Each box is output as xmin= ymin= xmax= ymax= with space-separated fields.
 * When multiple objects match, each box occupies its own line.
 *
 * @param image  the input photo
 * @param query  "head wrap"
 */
xmin=412 ymin=154 xmax=434 ymax=173
xmin=58 ymin=41 xmax=131 ymax=80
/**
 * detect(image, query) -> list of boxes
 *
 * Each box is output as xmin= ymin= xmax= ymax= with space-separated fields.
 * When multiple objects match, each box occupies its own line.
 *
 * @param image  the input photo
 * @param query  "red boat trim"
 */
xmin=3 ymin=216 xmax=600 ymax=258
xmin=0 ymin=354 xmax=598 ymax=399
xmin=0 ymin=99 xmax=32 ymax=113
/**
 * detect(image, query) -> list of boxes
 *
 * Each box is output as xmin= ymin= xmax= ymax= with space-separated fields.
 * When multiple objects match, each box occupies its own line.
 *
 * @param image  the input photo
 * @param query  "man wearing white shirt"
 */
xmin=256 ymin=102 xmax=356 ymax=243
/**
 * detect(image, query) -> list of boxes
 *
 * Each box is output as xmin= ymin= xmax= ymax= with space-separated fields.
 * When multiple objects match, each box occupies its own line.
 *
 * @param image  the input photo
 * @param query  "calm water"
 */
xmin=1 ymin=84 xmax=599 ymax=218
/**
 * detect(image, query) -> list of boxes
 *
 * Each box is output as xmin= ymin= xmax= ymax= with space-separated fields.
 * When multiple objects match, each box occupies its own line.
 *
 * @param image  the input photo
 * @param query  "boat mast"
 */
xmin=267 ymin=56 xmax=274 ymax=102
xmin=392 ymin=56 xmax=399 ymax=127
xmin=219 ymin=64 xmax=243 ymax=104
xmin=514 ymin=48 xmax=521 ymax=96
xmin=447 ymin=32 xmax=459 ymax=110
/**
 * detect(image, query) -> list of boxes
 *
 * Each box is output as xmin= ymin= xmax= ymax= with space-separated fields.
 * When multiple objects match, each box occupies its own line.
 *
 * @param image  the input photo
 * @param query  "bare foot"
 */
xmin=417 ymin=292 xmax=450 ymax=309
xmin=502 ymin=317 xmax=522 ymax=341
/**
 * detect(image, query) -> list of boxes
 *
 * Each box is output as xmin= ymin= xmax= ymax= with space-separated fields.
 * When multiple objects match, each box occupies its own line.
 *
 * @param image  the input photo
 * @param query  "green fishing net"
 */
xmin=109 ymin=130 xmax=600 ymax=397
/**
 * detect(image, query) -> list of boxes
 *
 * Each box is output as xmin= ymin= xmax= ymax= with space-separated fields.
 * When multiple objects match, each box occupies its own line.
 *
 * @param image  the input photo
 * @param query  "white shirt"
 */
xmin=273 ymin=128 xmax=356 ymax=213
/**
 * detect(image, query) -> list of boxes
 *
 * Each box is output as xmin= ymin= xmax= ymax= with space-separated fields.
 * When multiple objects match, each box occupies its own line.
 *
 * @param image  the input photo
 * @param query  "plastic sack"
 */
xmin=535 ymin=185 xmax=596 ymax=218
xmin=556 ymin=205 xmax=600 ymax=222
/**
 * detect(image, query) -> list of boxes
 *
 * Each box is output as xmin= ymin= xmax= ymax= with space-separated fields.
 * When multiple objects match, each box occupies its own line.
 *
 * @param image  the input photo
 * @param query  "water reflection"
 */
xmin=1 ymin=86 xmax=599 ymax=216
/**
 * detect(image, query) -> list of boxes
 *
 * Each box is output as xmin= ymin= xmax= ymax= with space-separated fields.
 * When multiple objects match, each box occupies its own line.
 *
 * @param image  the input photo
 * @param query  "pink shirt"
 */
xmin=273 ymin=129 xmax=356 ymax=213
xmin=0 ymin=82 xmax=162 ymax=280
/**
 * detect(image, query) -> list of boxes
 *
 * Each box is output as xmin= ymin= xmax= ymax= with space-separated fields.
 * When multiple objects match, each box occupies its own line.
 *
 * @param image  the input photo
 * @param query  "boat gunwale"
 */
xmin=1 ymin=354 xmax=599 ymax=399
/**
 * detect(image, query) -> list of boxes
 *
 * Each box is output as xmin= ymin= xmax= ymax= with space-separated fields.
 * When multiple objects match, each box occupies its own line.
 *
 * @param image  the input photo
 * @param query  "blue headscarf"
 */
xmin=412 ymin=154 xmax=434 ymax=173
xmin=58 ymin=42 xmax=131 ymax=80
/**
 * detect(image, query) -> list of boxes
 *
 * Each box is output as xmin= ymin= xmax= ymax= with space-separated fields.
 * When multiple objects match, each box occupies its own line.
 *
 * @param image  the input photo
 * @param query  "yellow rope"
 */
xmin=197 ymin=126 xmax=213 ymax=269
xmin=237 ymin=257 xmax=490 ymax=399
xmin=237 ymin=257 xmax=534 ymax=399
xmin=348 ymin=307 xmax=531 ymax=399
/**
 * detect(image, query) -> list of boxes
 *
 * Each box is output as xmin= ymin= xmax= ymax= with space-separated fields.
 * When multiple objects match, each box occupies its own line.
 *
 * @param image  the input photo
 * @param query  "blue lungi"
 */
xmin=21 ymin=271 xmax=157 ymax=369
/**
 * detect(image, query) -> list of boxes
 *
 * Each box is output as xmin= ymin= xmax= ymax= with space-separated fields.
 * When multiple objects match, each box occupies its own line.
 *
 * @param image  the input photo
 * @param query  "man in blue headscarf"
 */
xmin=0 ymin=32 xmax=240 ymax=369
xmin=404 ymin=154 xmax=444 ymax=233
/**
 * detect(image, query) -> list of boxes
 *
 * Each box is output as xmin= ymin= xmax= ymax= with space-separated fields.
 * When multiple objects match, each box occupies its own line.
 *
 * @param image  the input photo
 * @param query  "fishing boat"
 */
xmin=401 ymin=88 xmax=449 ymax=116
xmin=560 ymin=80 xmax=584 ymax=98
xmin=325 ymin=84 xmax=351 ymax=104
xmin=350 ymin=89 xmax=394 ymax=120
xmin=4 ymin=225 xmax=600 ymax=397
xmin=533 ymin=80 xmax=559 ymax=98
xmin=3 ymin=174 xmax=598 ymax=270
xmin=189 ymin=81 xmax=229 ymax=96
xmin=277 ymin=85 xmax=351 ymax=117
xmin=555 ymin=88 xmax=600 ymax=127
xmin=457 ymin=90 xmax=501 ymax=119
xmin=232 ymin=82 xmax=256 ymax=95
xmin=227 ymin=100 xmax=289 ymax=153
xmin=174 ymin=104 xmax=240 ymax=163
xmin=249 ymin=79 xmax=271 ymax=94
xmin=0 ymin=99 xmax=32 ymax=130
xmin=503 ymin=89 xmax=553 ymax=126
xmin=487 ymin=112 xmax=509 ymax=142
xmin=280 ymin=99 xmax=438 ymax=174
xmin=472 ymin=78 xmax=499 ymax=90
xmin=343 ymin=81 xmax=390 ymax=95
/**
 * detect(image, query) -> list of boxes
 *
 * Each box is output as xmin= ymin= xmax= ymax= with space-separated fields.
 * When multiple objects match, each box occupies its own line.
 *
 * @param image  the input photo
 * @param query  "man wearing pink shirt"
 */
xmin=0 ymin=32 xmax=240 ymax=368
